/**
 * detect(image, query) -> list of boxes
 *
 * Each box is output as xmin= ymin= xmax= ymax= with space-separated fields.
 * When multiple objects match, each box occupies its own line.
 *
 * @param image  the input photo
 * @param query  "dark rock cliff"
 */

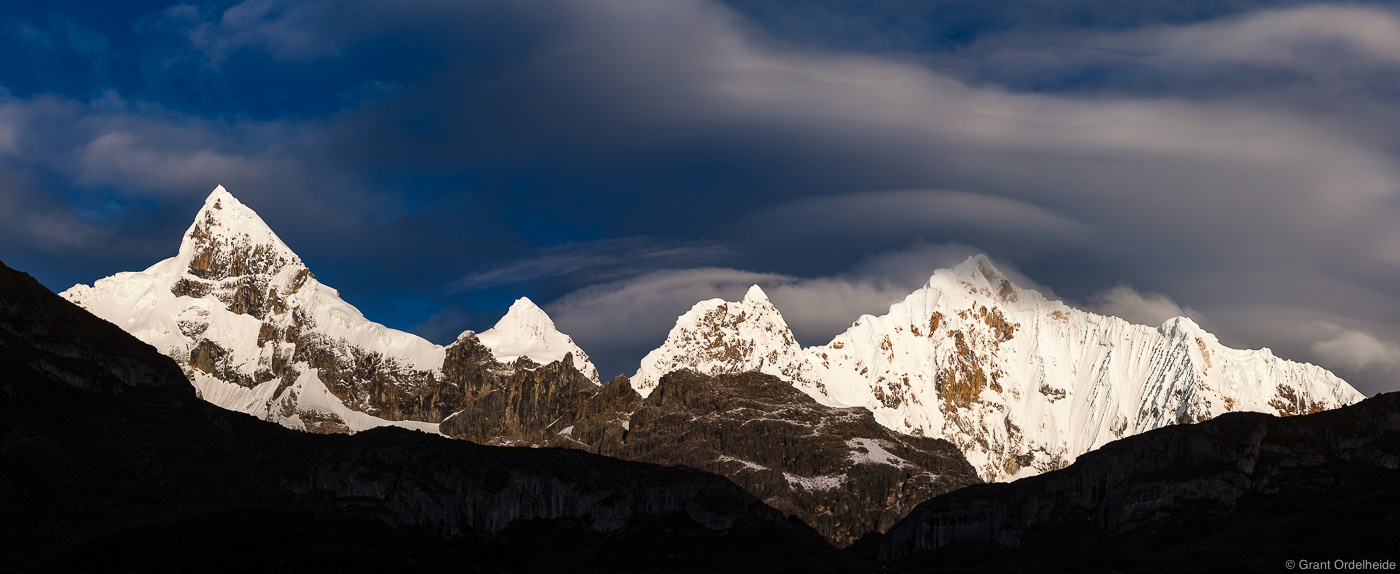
xmin=0 ymin=259 xmax=864 ymax=573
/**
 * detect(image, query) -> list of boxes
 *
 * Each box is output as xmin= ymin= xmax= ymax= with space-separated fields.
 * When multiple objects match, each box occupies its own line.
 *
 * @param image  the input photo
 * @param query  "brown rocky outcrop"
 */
xmin=294 ymin=332 xmax=459 ymax=422
xmin=440 ymin=366 xmax=982 ymax=547
xmin=439 ymin=346 xmax=600 ymax=445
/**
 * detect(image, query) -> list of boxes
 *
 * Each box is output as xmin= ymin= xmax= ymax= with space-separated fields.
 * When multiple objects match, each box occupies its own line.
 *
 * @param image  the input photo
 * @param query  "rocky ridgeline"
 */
xmin=438 ymin=358 xmax=981 ymax=546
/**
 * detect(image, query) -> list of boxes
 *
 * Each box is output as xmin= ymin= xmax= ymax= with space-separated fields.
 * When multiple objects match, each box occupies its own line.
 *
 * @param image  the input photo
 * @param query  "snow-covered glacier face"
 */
xmin=636 ymin=255 xmax=1363 ymax=482
xmin=61 ymin=186 xmax=598 ymax=434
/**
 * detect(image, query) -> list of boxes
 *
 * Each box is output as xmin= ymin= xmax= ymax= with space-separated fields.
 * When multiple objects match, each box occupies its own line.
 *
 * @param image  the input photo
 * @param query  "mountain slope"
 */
xmin=639 ymin=256 xmax=1364 ymax=482
xmin=1 ymin=257 xmax=862 ymax=573
xmin=61 ymin=186 xmax=599 ymax=432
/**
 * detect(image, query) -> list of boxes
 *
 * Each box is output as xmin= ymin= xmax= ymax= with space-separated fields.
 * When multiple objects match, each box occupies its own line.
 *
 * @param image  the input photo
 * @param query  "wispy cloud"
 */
xmin=451 ymin=237 xmax=730 ymax=292
xmin=1311 ymin=322 xmax=1400 ymax=374
xmin=1088 ymin=284 xmax=1204 ymax=328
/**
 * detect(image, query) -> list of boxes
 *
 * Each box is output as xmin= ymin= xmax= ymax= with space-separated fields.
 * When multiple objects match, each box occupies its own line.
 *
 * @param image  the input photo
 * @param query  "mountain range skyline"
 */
xmin=62 ymin=184 xmax=1363 ymax=486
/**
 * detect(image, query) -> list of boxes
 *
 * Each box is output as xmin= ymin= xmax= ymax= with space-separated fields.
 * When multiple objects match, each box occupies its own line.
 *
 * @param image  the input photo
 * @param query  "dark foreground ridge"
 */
xmin=880 ymin=388 xmax=1400 ymax=572
xmin=0 ymin=259 xmax=867 ymax=573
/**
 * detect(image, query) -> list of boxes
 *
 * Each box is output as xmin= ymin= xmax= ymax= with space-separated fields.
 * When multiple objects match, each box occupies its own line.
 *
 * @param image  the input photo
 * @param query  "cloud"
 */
xmin=74 ymin=130 xmax=288 ymax=194
xmin=0 ymin=166 xmax=101 ymax=251
xmin=155 ymin=0 xmax=537 ymax=64
xmin=1088 ymin=285 xmax=1204 ymax=328
xmin=738 ymin=190 xmax=1096 ymax=266
xmin=1150 ymin=5 xmax=1400 ymax=68
xmin=158 ymin=0 xmax=372 ymax=62
xmin=0 ymin=95 xmax=300 ymax=198
xmin=933 ymin=5 xmax=1400 ymax=99
xmin=1311 ymin=323 xmax=1400 ymax=374
xmin=451 ymin=237 xmax=730 ymax=291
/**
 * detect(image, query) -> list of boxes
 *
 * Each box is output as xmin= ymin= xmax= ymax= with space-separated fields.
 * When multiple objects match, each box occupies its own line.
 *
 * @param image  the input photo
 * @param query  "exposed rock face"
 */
xmin=878 ymin=392 xmax=1400 ymax=567
xmin=441 ymin=364 xmax=982 ymax=547
xmin=439 ymin=336 xmax=602 ymax=445
xmin=0 ymin=258 xmax=858 ymax=573
xmin=602 ymin=371 xmax=982 ymax=547
xmin=60 ymin=186 xmax=598 ymax=435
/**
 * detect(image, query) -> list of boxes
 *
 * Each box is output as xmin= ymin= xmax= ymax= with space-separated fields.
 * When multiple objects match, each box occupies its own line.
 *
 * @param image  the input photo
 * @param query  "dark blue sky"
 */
xmin=3 ymin=0 xmax=1399 ymax=393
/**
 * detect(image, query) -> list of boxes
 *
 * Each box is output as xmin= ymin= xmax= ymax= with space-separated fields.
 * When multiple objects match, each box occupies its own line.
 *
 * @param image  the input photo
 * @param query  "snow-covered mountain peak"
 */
xmin=631 ymin=287 xmax=825 ymax=398
xmin=174 ymin=185 xmax=303 ymax=281
xmin=950 ymin=253 xmax=1002 ymax=282
xmin=743 ymin=284 xmax=770 ymax=304
xmin=921 ymin=254 xmax=1034 ymax=310
xmin=1158 ymin=315 xmax=1208 ymax=339
xmin=800 ymin=257 xmax=1363 ymax=482
xmin=475 ymin=297 xmax=600 ymax=383
xmin=492 ymin=297 xmax=554 ymax=336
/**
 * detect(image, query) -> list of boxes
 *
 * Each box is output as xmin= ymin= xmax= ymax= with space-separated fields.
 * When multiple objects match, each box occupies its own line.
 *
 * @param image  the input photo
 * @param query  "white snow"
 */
xmin=475 ymin=297 xmax=600 ymax=383
xmin=783 ymin=472 xmax=846 ymax=491
xmin=846 ymin=438 xmax=910 ymax=468
xmin=717 ymin=454 xmax=768 ymax=472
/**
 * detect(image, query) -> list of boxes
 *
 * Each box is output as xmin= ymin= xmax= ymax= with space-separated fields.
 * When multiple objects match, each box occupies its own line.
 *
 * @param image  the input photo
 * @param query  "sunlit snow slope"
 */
xmin=637 ymin=256 xmax=1363 ymax=482
xmin=62 ymin=186 xmax=598 ymax=433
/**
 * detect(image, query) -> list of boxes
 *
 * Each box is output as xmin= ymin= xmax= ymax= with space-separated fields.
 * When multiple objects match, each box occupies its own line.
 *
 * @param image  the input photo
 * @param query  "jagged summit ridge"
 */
xmin=631 ymin=284 xmax=824 ymax=397
xmin=638 ymin=255 xmax=1364 ymax=483
xmin=62 ymin=185 xmax=598 ymax=432
xmin=475 ymin=297 xmax=600 ymax=382
xmin=175 ymin=185 xmax=302 ymax=281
